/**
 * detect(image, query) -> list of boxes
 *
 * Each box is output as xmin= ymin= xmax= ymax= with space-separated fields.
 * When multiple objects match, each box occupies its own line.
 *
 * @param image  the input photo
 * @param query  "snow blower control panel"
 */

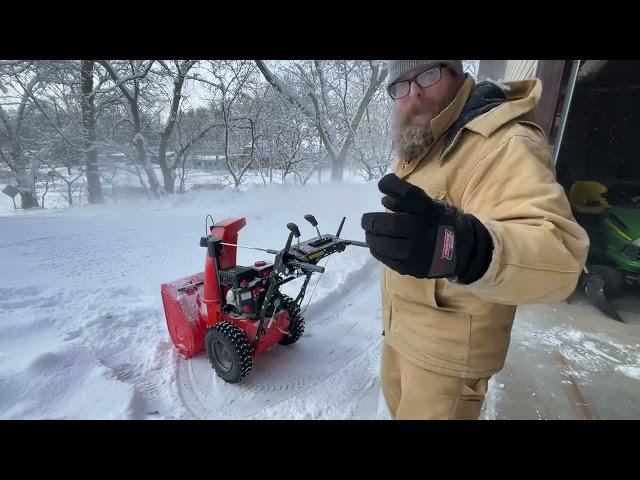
xmin=275 ymin=215 xmax=368 ymax=275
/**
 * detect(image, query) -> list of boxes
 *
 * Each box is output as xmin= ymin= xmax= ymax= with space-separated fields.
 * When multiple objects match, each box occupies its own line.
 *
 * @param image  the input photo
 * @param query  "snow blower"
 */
xmin=160 ymin=214 xmax=368 ymax=383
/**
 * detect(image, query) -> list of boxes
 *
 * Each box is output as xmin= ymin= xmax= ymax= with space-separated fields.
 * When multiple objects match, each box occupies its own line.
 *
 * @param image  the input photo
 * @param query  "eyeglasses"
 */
xmin=387 ymin=65 xmax=445 ymax=100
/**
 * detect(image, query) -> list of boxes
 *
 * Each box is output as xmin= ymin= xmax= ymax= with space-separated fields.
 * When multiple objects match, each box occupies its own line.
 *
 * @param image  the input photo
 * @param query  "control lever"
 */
xmin=287 ymin=222 xmax=301 ymax=247
xmin=336 ymin=216 xmax=346 ymax=237
xmin=304 ymin=214 xmax=322 ymax=239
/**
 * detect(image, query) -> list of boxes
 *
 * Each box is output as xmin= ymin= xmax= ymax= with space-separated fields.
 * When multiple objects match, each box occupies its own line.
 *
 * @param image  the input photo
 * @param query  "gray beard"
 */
xmin=393 ymin=123 xmax=434 ymax=164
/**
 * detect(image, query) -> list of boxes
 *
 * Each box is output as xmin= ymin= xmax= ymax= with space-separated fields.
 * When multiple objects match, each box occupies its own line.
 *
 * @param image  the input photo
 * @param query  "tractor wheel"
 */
xmin=589 ymin=264 xmax=625 ymax=297
xmin=278 ymin=294 xmax=305 ymax=346
xmin=205 ymin=322 xmax=253 ymax=383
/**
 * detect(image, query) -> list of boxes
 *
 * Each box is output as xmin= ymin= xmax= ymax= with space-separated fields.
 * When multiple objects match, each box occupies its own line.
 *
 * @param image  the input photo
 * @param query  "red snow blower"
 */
xmin=160 ymin=214 xmax=367 ymax=383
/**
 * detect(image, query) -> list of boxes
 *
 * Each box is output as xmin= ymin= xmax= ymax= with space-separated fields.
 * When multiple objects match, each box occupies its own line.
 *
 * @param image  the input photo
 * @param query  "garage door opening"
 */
xmin=555 ymin=60 xmax=640 ymax=323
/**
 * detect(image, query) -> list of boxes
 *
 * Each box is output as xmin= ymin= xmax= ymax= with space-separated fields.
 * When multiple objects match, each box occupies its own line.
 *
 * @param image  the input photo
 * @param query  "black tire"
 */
xmin=205 ymin=322 xmax=253 ymax=383
xmin=588 ymin=264 xmax=625 ymax=297
xmin=278 ymin=294 xmax=305 ymax=346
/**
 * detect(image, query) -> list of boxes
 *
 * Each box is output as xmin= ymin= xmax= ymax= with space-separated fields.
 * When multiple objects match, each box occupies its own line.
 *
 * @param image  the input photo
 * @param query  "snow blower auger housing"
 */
xmin=160 ymin=215 xmax=367 ymax=383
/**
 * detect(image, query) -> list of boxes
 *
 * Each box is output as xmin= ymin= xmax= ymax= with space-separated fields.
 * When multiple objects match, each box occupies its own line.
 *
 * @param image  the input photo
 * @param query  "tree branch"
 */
xmin=255 ymin=60 xmax=316 ymax=121
xmin=98 ymin=61 xmax=135 ymax=104
xmin=337 ymin=62 xmax=387 ymax=160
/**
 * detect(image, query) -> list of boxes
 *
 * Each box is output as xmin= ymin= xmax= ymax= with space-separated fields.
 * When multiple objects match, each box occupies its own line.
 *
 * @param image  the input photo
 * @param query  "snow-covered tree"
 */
xmin=154 ymin=60 xmax=199 ymax=194
xmin=198 ymin=60 xmax=259 ymax=188
xmin=98 ymin=60 xmax=163 ymax=197
xmin=0 ymin=61 xmax=41 ymax=208
xmin=255 ymin=60 xmax=387 ymax=182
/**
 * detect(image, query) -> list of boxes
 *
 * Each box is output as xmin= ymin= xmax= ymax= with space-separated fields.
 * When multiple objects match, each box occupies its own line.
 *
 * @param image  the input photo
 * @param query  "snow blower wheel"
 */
xmin=278 ymin=294 xmax=305 ymax=345
xmin=205 ymin=322 xmax=253 ymax=383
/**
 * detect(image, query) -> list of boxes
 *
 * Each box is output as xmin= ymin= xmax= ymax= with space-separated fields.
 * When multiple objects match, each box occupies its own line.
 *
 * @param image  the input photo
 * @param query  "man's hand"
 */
xmin=361 ymin=174 xmax=493 ymax=282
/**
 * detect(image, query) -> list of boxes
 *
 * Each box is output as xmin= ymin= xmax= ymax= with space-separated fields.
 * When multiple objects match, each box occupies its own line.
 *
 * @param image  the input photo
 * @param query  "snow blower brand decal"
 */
xmin=441 ymin=228 xmax=454 ymax=261
xmin=308 ymin=251 xmax=324 ymax=261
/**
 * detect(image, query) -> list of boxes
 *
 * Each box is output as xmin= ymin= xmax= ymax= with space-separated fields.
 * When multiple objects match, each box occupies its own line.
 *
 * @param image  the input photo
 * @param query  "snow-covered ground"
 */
xmin=2 ymin=173 xmax=640 ymax=419
xmin=0 ymin=175 xmax=391 ymax=419
xmin=0 ymin=165 xmax=368 ymax=212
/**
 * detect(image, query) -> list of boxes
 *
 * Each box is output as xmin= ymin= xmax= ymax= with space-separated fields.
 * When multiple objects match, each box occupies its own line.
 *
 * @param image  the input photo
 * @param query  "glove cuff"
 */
xmin=456 ymin=215 xmax=493 ymax=284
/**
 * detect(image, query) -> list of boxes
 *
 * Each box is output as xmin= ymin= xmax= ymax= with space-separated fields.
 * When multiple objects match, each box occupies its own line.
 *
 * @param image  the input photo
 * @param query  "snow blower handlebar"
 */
xmin=280 ymin=215 xmax=369 ymax=273
xmin=288 ymin=259 xmax=325 ymax=273
xmin=344 ymin=239 xmax=368 ymax=248
xmin=203 ymin=214 xmax=368 ymax=276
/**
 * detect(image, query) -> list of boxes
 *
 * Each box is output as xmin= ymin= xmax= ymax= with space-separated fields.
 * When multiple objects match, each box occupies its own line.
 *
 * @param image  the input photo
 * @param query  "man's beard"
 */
xmin=393 ymin=122 xmax=434 ymax=164
xmin=392 ymin=91 xmax=458 ymax=163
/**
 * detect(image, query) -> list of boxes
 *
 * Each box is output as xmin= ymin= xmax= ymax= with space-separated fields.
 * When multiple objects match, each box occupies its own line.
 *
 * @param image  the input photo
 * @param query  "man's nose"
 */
xmin=408 ymin=80 xmax=423 ymax=98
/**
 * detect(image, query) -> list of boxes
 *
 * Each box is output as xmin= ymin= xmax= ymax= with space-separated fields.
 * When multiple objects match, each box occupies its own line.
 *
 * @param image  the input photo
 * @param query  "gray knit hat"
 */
xmin=387 ymin=60 xmax=464 ymax=85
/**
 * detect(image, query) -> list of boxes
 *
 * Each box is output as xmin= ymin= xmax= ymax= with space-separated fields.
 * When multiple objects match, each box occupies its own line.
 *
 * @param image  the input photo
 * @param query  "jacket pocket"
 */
xmin=434 ymin=278 xmax=492 ymax=315
xmin=396 ymin=300 xmax=471 ymax=365
xmin=452 ymin=377 xmax=490 ymax=419
xmin=460 ymin=378 xmax=489 ymax=400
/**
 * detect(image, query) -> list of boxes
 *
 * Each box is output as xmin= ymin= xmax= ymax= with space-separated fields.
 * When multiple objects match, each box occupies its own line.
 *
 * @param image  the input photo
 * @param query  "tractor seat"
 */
xmin=569 ymin=181 xmax=609 ymax=215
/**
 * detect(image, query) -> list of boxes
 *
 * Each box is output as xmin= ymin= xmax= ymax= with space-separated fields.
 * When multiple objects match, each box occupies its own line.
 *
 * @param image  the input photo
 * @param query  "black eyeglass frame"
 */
xmin=387 ymin=64 xmax=447 ymax=100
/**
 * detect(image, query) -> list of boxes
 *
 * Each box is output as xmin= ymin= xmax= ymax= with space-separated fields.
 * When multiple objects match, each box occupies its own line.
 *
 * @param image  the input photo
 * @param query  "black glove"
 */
xmin=361 ymin=173 xmax=493 ymax=283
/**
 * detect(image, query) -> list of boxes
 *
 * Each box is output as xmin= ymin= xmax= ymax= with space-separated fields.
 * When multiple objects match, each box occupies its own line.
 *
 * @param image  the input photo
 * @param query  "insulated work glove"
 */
xmin=361 ymin=173 xmax=493 ymax=283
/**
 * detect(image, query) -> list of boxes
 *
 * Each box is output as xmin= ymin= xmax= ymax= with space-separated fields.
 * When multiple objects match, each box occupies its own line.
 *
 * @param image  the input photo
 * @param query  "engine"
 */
xmin=219 ymin=261 xmax=274 ymax=317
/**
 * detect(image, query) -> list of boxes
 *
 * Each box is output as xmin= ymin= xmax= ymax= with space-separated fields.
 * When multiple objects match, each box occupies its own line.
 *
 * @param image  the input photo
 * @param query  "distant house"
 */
xmin=185 ymin=154 xmax=228 ymax=170
xmin=97 ymin=145 xmax=175 ymax=166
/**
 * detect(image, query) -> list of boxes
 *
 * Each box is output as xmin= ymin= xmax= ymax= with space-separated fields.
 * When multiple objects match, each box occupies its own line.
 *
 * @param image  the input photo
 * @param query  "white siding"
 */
xmin=503 ymin=60 xmax=539 ymax=81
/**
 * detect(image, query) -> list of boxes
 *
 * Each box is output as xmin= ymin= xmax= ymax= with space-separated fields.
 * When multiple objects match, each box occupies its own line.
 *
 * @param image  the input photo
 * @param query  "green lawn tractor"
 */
xmin=569 ymin=180 xmax=640 ymax=321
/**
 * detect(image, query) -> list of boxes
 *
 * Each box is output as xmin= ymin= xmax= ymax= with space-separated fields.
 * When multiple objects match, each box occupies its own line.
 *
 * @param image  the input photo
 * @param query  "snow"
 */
xmin=3 ymin=170 xmax=640 ymax=419
xmin=0 ymin=175 xmax=392 ymax=419
xmin=616 ymin=365 xmax=640 ymax=380
xmin=483 ymin=302 xmax=640 ymax=419
xmin=0 ymin=165 xmax=366 ymax=213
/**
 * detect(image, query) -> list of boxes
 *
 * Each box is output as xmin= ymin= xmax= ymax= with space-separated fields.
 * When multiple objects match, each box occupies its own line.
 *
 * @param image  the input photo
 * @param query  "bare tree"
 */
xmin=255 ymin=60 xmax=387 ymax=182
xmin=91 ymin=89 xmax=155 ymax=199
xmin=0 ymin=62 xmax=40 ymax=208
xmin=174 ymin=118 xmax=225 ymax=192
xmin=98 ymin=60 xmax=163 ymax=197
xmin=463 ymin=60 xmax=480 ymax=78
xmin=256 ymin=87 xmax=316 ymax=184
xmin=13 ymin=61 xmax=103 ymax=207
xmin=351 ymin=83 xmax=393 ymax=181
xmin=199 ymin=61 xmax=258 ymax=188
xmin=0 ymin=59 xmax=402 ymax=208
xmin=239 ymin=83 xmax=280 ymax=185
xmin=155 ymin=60 xmax=198 ymax=193
xmin=1 ymin=61 xmax=105 ymax=208
xmin=81 ymin=60 xmax=103 ymax=203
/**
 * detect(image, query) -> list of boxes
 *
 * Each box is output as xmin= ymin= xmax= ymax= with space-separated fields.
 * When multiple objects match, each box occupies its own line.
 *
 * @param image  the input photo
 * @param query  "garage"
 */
xmin=475 ymin=60 xmax=640 ymax=419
